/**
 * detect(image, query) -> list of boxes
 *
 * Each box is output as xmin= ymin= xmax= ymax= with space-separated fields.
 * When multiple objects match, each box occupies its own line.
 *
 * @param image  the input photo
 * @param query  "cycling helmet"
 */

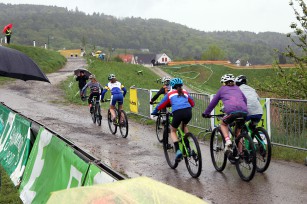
xmin=89 ymin=74 xmax=96 ymax=79
xmin=108 ymin=74 xmax=116 ymax=80
xmin=170 ymin=78 xmax=183 ymax=88
xmin=235 ymin=75 xmax=247 ymax=86
xmin=163 ymin=76 xmax=171 ymax=85
xmin=220 ymin=74 xmax=235 ymax=83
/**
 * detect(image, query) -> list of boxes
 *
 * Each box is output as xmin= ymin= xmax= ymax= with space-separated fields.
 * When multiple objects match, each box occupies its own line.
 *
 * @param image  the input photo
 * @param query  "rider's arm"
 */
xmin=156 ymin=94 xmax=170 ymax=111
xmin=150 ymin=87 xmax=165 ymax=102
xmin=100 ymin=88 xmax=108 ymax=100
xmin=203 ymin=90 xmax=221 ymax=115
xmin=81 ymin=83 xmax=88 ymax=95
xmin=187 ymin=93 xmax=195 ymax=107
xmin=121 ymin=86 xmax=127 ymax=97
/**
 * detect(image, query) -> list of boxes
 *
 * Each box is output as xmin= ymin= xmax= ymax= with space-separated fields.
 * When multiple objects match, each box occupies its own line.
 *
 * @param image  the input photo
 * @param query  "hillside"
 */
xmin=0 ymin=3 xmax=294 ymax=64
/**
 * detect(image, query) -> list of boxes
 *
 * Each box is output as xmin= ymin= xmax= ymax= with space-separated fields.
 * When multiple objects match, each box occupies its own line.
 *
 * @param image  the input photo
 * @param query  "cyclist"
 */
xmin=150 ymin=76 xmax=171 ymax=123
xmin=235 ymin=75 xmax=263 ymax=131
xmin=202 ymin=74 xmax=248 ymax=152
xmin=150 ymin=76 xmax=171 ymax=104
xmin=81 ymin=74 xmax=104 ymax=113
xmin=151 ymin=78 xmax=195 ymax=162
xmin=101 ymin=74 xmax=127 ymax=123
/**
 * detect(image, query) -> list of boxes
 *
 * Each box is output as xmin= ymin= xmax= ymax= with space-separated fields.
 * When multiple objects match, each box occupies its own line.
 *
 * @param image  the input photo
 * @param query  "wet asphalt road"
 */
xmin=0 ymin=58 xmax=306 ymax=204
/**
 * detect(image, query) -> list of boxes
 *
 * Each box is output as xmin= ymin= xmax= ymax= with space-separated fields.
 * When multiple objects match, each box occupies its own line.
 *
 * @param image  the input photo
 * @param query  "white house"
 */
xmin=235 ymin=59 xmax=241 ymax=66
xmin=155 ymin=53 xmax=172 ymax=65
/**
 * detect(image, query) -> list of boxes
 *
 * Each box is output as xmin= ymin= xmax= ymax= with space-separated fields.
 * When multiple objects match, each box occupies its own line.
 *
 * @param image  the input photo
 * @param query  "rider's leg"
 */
xmin=88 ymin=93 xmax=93 ymax=112
xmin=118 ymin=104 xmax=125 ymax=122
xmin=220 ymin=121 xmax=232 ymax=151
xmin=110 ymin=105 xmax=116 ymax=121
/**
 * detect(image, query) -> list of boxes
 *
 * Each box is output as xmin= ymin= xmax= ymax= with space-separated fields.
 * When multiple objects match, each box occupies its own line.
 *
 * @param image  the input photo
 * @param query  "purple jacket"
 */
xmin=204 ymin=85 xmax=247 ymax=115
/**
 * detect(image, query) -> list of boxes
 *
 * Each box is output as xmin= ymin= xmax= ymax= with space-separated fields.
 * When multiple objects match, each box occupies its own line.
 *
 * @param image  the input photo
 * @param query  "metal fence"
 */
xmin=131 ymin=87 xmax=307 ymax=151
xmin=189 ymin=92 xmax=211 ymax=130
xmin=136 ymin=88 xmax=151 ymax=118
xmin=269 ymin=98 xmax=307 ymax=150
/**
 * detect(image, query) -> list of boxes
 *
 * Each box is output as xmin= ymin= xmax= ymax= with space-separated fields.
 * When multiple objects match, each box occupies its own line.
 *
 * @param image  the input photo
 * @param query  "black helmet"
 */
xmin=235 ymin=75 xmax=247 ymax=86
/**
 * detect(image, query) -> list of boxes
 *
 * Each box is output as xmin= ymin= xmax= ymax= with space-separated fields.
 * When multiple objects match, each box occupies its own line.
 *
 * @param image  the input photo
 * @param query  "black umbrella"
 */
xmin=74 ymin=68 xmax=91 ymax=77
xmin=0 ymin=46 xmax=50 ymax=83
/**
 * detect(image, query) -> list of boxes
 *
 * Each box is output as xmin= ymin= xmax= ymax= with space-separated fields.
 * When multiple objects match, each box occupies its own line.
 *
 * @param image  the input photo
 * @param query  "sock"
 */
xmin=174 ymin=142 xmax=179 ymax=151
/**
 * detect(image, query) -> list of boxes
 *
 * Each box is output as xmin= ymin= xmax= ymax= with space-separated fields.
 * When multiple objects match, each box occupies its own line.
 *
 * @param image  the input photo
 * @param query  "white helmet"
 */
xmin=163 ymin=76 xmax=171 ymax=85
xmin=220 ymin=74 xmax=235 ymax=83
xmin=89 ymin=74 xmax=96 ymax=79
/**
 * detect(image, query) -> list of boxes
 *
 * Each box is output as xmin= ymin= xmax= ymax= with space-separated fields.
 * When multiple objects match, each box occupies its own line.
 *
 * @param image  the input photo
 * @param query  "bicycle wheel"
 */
xmin=253 ymin=127 xmax=271 ymax=173
xmin=210 ymin=127 xmax=227 ymax=172
xmin=156 ymin=115 xmax=164 ymax=143
xmin=107 ymin=109 xmax=117 ymax=134
xmin=96 ymin=104 xmax=101 ymax=126
xmin=163 ymin=126 xmax=178 ymax=169
xmin=183 ymin=132 xmax=202 ymax=178
xmin=235 ymin=133 xmax=256 ymax=182
xmin=119 ymin=110 xmax=129 ymax=138
xmin=91 ymin=110 xmax=96 ymax=124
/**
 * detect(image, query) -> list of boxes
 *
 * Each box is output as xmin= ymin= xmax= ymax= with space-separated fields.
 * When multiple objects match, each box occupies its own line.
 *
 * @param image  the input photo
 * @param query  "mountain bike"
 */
xmin=90 ymin=96 xmax=102 ymax=126
xmin=105 ymin=99 xmax=129 ymax=138
xmin=154 ymin=112 xmax=202 ymax=178
xmin=246 ymin=123 xmax=271 ymax=173
xmin=209 ymin=114 xmax=256 ymax=182
xmin=155 ymin=111 xmax=164 ymax=143
xmin=152 ymin=103 xmax=171 ymax=143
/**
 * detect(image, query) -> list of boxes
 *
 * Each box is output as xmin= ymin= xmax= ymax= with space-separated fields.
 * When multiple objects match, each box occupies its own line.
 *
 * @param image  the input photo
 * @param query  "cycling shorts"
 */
xmin=246 ymin=114 xmax=262 ymax=123
xmin=110 ymin=94 xmax=123 ymax=106
xmin=171 ymin=107 xmax=192 ymax=128
xmin=88 ymin=92 xmax=100 ymax=104
xmin=222 ymin=111 xmax=247 ymax=126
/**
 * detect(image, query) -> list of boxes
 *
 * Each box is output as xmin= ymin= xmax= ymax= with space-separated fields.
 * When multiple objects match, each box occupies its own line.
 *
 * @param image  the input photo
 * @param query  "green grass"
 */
xmin=61 ymin=56 xmax=162 ymax=111
xmin=163 ymin=64 xmax=288 ymax=94
xmin=0 ymin=167 xmax=22 ymax=204
xmin=272 ymin=146 xmax=307 ymax=163
xmin=0 ymin=44 xmax=67 ymax=84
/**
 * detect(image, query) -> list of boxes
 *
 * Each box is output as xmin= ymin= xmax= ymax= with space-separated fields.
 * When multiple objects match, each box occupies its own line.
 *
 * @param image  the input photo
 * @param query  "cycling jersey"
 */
xmin=204 ymin=85 xmax=247 ymax=115
xmin=81 ymin=81 xmax=103 ymax=95
xmin=101 ymin=81 xmax=127 ymax=101
xmin=153 ymin=89 xmax=195 ymax=113
xmin=150 ymin=84 xmax=171 ymax=102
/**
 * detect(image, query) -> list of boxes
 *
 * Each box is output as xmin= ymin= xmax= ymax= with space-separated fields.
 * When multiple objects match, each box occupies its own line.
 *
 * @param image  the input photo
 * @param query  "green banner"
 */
xmin=19 ymin=127 xmax=90 ymax=203
xmin=0 ymin=105 xmax=10 ymax=135
xmin=0 ymin=113 xmax=31 ymax=186
xmin=83 ymin=164 xmax=116 ymax=186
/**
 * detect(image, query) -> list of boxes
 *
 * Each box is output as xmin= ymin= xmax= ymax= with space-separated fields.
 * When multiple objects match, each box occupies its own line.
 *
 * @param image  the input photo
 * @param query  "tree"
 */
xmin=259 ymin=0 xmax=306 ymax=99
xmin=201 ymin=45 xmax=225 ymax=60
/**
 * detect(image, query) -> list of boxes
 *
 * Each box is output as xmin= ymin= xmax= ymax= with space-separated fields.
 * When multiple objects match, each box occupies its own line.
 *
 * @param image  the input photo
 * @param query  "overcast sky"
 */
xmin=1 ymin=0 xmax=297 ymax=33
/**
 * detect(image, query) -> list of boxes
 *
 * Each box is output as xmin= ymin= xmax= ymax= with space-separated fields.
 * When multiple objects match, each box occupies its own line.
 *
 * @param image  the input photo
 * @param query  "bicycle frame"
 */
xmin=166 ymin=113 xmax=191 ymax=157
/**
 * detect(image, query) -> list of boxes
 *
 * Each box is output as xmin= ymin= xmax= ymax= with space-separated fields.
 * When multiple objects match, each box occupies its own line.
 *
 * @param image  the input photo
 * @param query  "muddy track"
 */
xmin=0 ymin=58 xmax=306 ymax=203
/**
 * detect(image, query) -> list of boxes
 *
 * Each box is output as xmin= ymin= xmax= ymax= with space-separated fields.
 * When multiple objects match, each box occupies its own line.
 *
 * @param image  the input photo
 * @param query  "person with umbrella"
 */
xmin=76 ymin=70 xmax=89 ymax=96
xmin=3 ymin=24 xmax=13 ymax=44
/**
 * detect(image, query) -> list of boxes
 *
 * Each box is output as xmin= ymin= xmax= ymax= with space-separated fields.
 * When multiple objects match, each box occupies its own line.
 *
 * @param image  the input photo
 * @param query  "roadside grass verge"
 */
xmin=0 ymin=167 xmax=22 ymax=204
xmin=60 ymin=56 xmax=162 ymax=111
xmin=0 ymin=44 xmax=66 ymax=84
xmin=272 ymin=146 xmax=307 ymax=164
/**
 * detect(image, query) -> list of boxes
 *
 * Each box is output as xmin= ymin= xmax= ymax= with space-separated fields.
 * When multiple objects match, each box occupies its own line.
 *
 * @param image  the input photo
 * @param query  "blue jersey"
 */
xmin=101 ymin=81 xmax=127 ymax=99
xmin=154 ymin=89 xmax=195 ymax=113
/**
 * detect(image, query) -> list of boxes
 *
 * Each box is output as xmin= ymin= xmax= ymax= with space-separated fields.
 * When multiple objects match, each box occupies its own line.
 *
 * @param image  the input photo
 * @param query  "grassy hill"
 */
xmin=0 ymin=4 xmax=294 ymax=64
xmin=163 ymin=64 xmax=290 ymax=96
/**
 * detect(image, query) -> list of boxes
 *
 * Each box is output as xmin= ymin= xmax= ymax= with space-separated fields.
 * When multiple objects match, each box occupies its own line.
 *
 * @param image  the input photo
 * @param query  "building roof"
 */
xmin=134 ymin=53 xmax=156 ymax=65
xmin=118 ymin=54 xmax=134 ymax=63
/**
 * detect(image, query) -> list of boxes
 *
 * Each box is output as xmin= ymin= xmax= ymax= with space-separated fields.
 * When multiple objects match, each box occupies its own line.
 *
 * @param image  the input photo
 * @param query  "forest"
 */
xmin=0 ymin=3 xmax=295 ymax=64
